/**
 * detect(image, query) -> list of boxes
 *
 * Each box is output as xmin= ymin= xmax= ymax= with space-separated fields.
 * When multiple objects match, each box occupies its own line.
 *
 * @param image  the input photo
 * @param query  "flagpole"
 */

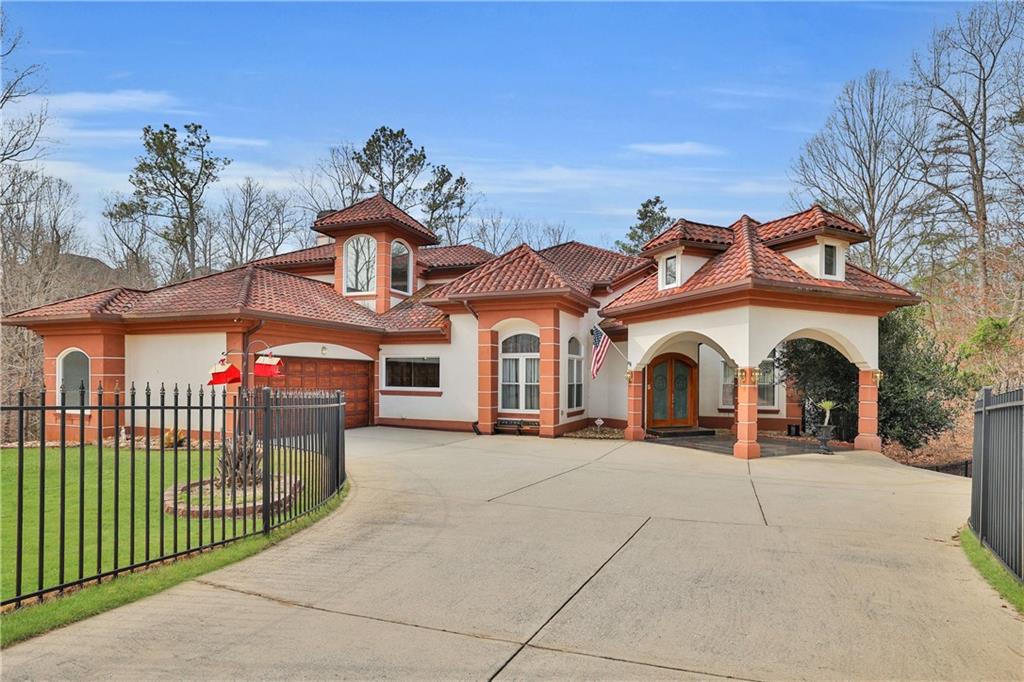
xmin=592 ymin=324 xmax=632 ymax=368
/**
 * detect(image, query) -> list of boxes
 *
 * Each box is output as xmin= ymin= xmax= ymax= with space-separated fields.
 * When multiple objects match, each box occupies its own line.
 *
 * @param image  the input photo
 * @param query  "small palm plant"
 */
xmin=816 ymin=400 xmax=837 ymax=426
xmin=813 ymin=399 xmax=839 ymax=453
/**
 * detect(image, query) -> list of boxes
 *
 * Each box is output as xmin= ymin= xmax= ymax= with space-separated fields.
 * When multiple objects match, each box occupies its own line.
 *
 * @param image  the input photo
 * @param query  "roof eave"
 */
xmin=444 ymin=287 xmax=599 ymax=308
xmin=601 ymin=277 xmax=919 ymax=317
xmin=312 ymin=216 xmax=440 ymax=245
xmin=762 ymin=227 xmax=870 ymax=247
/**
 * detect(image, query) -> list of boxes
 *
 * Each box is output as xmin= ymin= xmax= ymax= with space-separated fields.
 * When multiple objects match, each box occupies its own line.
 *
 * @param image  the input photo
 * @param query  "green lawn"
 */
xmin=1 ymin=481 xmax=348 ymax=647
xmin=960 ymin=526 xmax=1024 ymax=614
xmin=1 ymin=443 xmax=330 ymax=603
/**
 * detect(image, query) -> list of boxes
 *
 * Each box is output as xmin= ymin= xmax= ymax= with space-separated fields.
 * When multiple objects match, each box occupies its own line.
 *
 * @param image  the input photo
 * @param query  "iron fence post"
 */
xmin=978 ymin=386 xmax=992 ymax=543
xmin=338 ymin=392 xmax=346 ymax=487
xmin=262 ymin=387 xmax=272 ymax=535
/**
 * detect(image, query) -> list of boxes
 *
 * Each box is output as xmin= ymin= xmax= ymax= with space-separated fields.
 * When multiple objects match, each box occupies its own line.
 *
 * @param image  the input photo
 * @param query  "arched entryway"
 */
xmin=646 ymin=353 xmax=698 ymax=429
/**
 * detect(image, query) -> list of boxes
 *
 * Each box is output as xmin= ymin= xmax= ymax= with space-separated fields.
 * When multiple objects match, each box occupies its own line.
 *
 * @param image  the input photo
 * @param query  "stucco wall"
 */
xmin=125 ymin=332 xmax=227 ymax=390
xmin=629 ymin=304 xmax=879 ymax=369
xmin=378 ymin=314 xmax=478 ymax=423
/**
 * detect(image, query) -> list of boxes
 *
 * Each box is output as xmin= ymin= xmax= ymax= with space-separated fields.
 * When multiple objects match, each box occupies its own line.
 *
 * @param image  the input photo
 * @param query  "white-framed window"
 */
xmin=390 ymin=240 xmax=411 ymax=294
xmin=823 ymin=244 xmax=837 ymax=277
xmin=567 ymin=337 xmax=583 ymax=410
xmin=384 ymin=357 xmax=440 ymax=389
xmin=662 ymin=255 xmax=678 ymax=288
xmin=500 ymin=333 xmax=540 ymax=411
xmin=344 ymin=235 xmax=376 ymax=294
xmin=57 ymin=348 xmax=90 ymax=407
xmin=720 ymin=351 xmax=777 ymax=408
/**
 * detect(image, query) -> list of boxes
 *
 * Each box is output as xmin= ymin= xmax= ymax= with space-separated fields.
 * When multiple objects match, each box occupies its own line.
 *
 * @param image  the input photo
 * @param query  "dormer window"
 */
xmin=663 ymin=255 xmax=678 ymax=287
xmin=824 ymin=244 xmax=837 ymax=277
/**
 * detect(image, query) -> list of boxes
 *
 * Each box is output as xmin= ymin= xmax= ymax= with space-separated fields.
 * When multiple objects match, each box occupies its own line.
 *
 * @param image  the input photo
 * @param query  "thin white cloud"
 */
xmin=46 ymin=89 xmax=184 ymax=114
xmin=721 ymin=179 xmax=792 ymax=196
xmin=212 ymin=136 xmax=271 ymax=149
xmin=626 ymin=142 xmax=726 ymax=157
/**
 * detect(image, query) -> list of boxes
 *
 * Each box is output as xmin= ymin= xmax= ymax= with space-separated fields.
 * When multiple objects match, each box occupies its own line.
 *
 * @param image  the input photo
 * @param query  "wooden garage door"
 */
xmin=256 ymin=356 xmax=371 ymax=428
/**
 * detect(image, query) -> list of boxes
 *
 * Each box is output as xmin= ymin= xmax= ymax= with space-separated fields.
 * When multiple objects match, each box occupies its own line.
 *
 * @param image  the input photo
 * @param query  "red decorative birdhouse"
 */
xmin=208 ymin=358 xmax=241 ymax=385
xmin=253 ymin=353 xmax=284 ymax=378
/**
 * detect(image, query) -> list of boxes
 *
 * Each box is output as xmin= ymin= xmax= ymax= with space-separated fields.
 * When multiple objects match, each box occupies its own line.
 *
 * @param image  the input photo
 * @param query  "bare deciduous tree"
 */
xmin=471 ymin=210 xmax=576 ymax=253
xmin=0 ymin=11 xmax=48 ymax=165
xmin=217 ymin=178 xmax=303 ymax=267
xmin=904 ymin=1 xmax=1022 ymax=310
xmin=791 ymin=70 xmax=937 ymax=279
xmin=295 ymin=143 xmax=369 ymax=214
xmin=101 ymin=193 xmax=157 ymax=288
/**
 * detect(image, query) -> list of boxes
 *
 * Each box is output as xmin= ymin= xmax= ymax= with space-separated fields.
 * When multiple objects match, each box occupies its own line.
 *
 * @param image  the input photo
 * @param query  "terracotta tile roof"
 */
xmin=538 ymin=241 xmax=650 ymax=289
xmin=3 ymin=287 xmax=145 ymax=320
xmin=603 ymin=215 xmax=916 ymax=315
xmin=6 ymin=266 xmax=384 ymax=330
xmin=756 ymin=204 xmax=867 ymax=244
xmin=642 ymin=219 xmax=734 ymax=252
xmin=254 ymin=244 xmax=334 ymax=267
xmin=425 ymin=244 xmax=595 ymax=304
xmin=313 ymin=193 xmax=438 ymax=244
xmin=380 ymin=284 xmax=448 ymax=331
xmin=418 ymin=244 xmax=495 ymax=269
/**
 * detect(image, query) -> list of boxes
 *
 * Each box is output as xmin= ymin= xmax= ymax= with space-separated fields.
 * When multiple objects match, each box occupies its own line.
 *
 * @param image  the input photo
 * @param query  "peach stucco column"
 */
xmin=539 ymin=323 xmax=560 ymax=438
xmin=854 ymin=369 xmax=883 ymax=451
xmin=374 ymin=231 xmax=391 ymax=314
xmin=625 ymin=368 xmax=645 ymax=441
xmin=733 ymin=367 xmax=761 ymax=459
xmin=478 ymin=329 xmax=498 ymax=434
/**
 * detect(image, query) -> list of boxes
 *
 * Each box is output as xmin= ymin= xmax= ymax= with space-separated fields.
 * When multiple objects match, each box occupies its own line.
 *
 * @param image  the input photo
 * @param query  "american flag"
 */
xmin=591 ymin=325 xmax=611 ymax=378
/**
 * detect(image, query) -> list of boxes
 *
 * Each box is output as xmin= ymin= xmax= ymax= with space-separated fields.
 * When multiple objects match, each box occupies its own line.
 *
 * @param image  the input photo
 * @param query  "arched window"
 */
xmin=344 ymin=235 xmax=376 ymax=293
xmin=390 ymin=240 xmax=411 ymax=294
xmin=567 ymin=337 xmax=583 ymax=410
xmin=500 ymin=333 xmax=540 ymax=411
xmin=58 ymin=349 xmax=90 ymax=407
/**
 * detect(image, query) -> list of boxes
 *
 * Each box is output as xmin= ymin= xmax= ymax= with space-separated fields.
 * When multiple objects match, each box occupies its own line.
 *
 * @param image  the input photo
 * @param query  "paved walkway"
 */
xmin=5 ymin=428 xmax=1022 ymax=680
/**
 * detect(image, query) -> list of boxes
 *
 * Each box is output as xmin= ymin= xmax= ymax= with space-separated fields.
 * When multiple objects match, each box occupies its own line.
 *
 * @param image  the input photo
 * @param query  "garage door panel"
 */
xmin=255 ymin=356 xmax=370 ymax=428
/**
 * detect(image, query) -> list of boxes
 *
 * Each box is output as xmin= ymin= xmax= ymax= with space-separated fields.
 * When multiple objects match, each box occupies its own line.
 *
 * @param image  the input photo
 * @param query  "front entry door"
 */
xmin=647 ymin=354 xmax=697 ymax=428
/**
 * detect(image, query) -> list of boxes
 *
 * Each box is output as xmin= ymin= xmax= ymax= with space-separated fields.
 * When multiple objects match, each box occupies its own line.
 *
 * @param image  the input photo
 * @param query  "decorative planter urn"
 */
xmin=814 ymin=424 xmax=835 ymax=454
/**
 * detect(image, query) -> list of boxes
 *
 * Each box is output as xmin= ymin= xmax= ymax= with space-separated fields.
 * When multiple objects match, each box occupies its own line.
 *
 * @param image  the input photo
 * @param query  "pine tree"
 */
xmin=615 ymin=196 xmax=672 ymax=255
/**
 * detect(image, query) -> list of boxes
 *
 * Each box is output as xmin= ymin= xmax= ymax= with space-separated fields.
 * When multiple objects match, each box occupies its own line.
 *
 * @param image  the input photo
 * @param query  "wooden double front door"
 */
xmin=646 ymin=353 xmax=698 ymax=428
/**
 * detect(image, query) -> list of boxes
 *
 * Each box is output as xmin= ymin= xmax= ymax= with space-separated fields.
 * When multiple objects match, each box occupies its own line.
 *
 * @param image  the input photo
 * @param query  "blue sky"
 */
xmin=10 ymin=2 xmax=965 ymax=246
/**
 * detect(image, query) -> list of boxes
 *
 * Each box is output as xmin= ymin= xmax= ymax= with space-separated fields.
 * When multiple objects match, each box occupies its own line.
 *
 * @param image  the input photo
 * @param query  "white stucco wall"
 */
xmin=378 ymin=313 xmax=478 ymax=423
xmin=265 ymin=342 xmax=373 ymax=362
xmin=126 ymin=332 xmax=227 ymax=390
xmin=629 ymin=304 xmax=878 ymax=370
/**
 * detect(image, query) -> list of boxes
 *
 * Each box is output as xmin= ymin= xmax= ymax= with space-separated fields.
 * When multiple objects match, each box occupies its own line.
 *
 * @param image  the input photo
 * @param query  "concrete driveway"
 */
xmin=5 ymin=428 xmax=1022 ymax=680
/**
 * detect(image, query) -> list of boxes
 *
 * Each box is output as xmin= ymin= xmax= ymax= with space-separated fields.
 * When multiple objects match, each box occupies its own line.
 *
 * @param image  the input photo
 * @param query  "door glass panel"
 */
xmin=652 ymin=362 xmax=669 ymax=421
xmin=673 ymin=360 xmax=690 ymax=420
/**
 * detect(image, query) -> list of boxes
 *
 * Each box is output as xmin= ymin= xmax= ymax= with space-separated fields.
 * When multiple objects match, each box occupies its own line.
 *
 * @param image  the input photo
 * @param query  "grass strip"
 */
xmin=960 ymin=526 xmax=1024 ymax=615
xmin=1 ymin=480 xmax=348 ymax=648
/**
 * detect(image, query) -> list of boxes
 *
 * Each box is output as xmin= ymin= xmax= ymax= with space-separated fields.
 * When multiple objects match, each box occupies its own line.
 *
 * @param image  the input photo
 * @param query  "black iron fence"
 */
xmin=970 ymin=386 xmax=1023 ymax=579
xmin=0 ymin=385 xmax=346 ymax=607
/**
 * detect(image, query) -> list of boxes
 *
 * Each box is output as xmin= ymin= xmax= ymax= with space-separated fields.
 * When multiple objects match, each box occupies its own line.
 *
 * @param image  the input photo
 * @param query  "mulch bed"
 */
xmin=564 ymin=426 xmax=625 ymax=440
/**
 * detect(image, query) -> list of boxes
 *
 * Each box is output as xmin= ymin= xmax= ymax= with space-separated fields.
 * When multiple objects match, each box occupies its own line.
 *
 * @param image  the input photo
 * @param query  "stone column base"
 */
xmin=625 ymin=426 xmax=646 ymax=441
xmin=733 ymin=441 xmax=761 ymax=459
xmin=853 ymin=434 xmax=882 ymax=451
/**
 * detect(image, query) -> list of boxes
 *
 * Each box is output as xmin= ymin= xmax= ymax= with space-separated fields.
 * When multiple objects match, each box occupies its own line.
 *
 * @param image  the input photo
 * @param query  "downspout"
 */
xmin=240 ymin=319 xmax=265 ymax=394
xmin=462 ymin=300 xmax=479 ymax=319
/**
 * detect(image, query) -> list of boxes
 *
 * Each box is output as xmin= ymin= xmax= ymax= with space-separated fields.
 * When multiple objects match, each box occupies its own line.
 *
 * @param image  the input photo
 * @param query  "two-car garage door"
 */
xmin=255 ymin=356 xmax=371 ymax=428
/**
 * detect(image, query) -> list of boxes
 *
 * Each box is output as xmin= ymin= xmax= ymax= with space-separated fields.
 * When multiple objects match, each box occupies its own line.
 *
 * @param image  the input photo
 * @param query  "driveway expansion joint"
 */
xmin=520 ymin=643 xmax=767 ymax=682
xmin=485 ymin=442 xmax=630 ymax=502
xmin=488 ymin=515 xmax=652 ymax=681
xmin=194 ymin=578 xmax=523 ymax=647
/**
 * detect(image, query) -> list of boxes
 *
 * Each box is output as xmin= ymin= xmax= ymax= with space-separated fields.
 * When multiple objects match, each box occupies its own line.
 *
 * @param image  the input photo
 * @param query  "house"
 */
xmin=3 ymin=194 xmax=919 ymax=458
